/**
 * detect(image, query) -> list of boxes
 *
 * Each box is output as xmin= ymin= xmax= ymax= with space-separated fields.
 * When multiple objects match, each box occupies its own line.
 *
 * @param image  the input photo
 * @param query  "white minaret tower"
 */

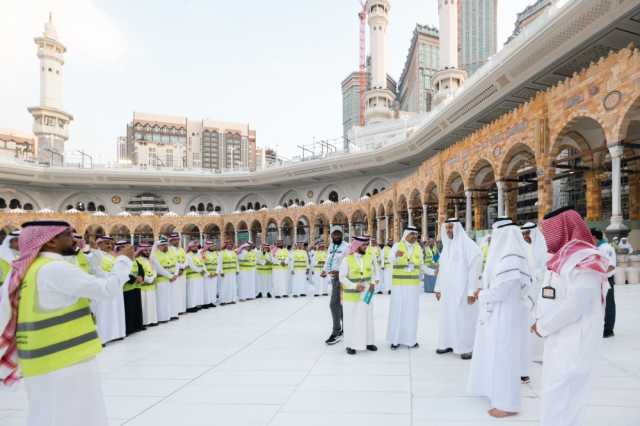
xmin=364 ymin=0 xmax=394 ymax=124
xmin=432 ymin=0 xmax=466 ymax=106
xmin=28 ymin=13 xmax=73 ymax=166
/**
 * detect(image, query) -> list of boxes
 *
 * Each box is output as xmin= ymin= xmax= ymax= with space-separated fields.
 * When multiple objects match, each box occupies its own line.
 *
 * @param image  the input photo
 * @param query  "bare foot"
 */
xmin=488 ymin=408 xmax=517 ymax=418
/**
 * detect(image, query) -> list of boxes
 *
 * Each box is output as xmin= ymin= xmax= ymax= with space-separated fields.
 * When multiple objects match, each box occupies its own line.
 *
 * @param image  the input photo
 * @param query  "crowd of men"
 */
xmin=0 ymin=207 xmax=624 ymax=426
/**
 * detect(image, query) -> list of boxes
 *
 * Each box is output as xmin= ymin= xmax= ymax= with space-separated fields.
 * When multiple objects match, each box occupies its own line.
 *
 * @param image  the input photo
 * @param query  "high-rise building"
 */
xmin=123 ymin=113 xmax=256 ymax=171
xmin=398 ymin=24 xmax=440 ymax=113
xmin=255 ymin=147 xmax=279 ymax=170
xmin=27 ymin=14 xmax=73 ymax=166
xmin=458 ymin=0 xmax=498 ymax=76
xmin=116 ymin=136 xmax=129 ymax=165
xmin=506 ymin=0 xmax=554 ymax=45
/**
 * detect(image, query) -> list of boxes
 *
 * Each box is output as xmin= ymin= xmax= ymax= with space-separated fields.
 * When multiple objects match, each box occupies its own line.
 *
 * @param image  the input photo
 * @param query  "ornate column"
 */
xmin=607 ymin=145 xmax=628 ymax=232
xmin=293 ymin=223 xmax=297 ymax=244
xmin=422 ymin=204 xmax=428 ymax=241
xmin=537 ymin=166 xmax=553 ymax=221
xmin=376 ymin=217 xmax=382 ymax=241
xmin=234 ymin=229 xmax=238 ymax=245
xmin=384 ymin=216 xmax=389 ymax=241
xmin=407 ymin=208 xmax=414 ymax=227
xmin=348 ymin=220 xmax=353 ymax=242
xmin=585 ymin=170 xmax=602 ymax=222
xmin=465 ymin=190 xmax=473 ymax=233
xmin=496 ymin=181 xmax=506 ymax=217
xmin=629 ymin=173 xmax=640 ymax=221
xmin=474 ymin=194 xmax=486 ymax=230
xmin=277 ymin=225 xmax=282 ymax=240
xmin=454 ymin=203 xmax=459 ymax=218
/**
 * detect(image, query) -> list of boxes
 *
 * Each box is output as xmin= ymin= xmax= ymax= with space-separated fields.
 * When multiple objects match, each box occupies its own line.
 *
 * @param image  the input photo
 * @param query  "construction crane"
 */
xmin=358 ymin=1 xmax=367 ymax=127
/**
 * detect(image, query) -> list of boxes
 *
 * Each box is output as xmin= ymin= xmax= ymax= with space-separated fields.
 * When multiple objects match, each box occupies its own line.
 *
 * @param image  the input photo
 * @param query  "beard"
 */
xmin=62 ymin=247 xmax=78 ymax=256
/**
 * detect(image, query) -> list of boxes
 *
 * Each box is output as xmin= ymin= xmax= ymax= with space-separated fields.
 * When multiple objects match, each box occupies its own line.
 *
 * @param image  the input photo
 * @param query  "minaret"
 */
xmin=364 ymin=0 xmax=394 ymax=124
xmin=432 ymin=0 xmax=466 ymax=106
xmin=28 ymin=13 xmax=73 ymax=166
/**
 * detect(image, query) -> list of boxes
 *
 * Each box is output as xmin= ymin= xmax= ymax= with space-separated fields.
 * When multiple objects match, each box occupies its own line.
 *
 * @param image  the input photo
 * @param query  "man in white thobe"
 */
xmin=168 ymin=233 xmax=187 ymax=316
xmin=185 ymin=240 xmax=205 ymax=311
xmin=135 ymin=243 xmax=158 ymax=326
xmin=237 ymin=242 xmax=257 ymax=301
xmin=150 ymin=237 xmax=176 ymax=323
xmin=310 ymin=240 xmax=328 ymax=296
xmin=532 ymin=207 xmax=610 ymax=426
xmin=0 ymin=221 xmax=133 ymax=426
xmin=217 ymin=240 xmax=239 ymax=304
xmin=468 ymin=221 xmax=531 ymax=418
xmin=201 ymin=241 xmax=219 ymax=307
xmin=271 ymin=240 xmax=290 ymax=298
xmin=89 ymin=236 xmax=127 ymax=344
xmin=387 ymin=227 xmax=426 ymax=350
xmin=435 ymin=219 xmax=482 ymax=359
xmin=256 ymin=243 xmax=273 ymax=298
xmin=379 ymin=239 xmax=394 ymax=294
xmin=521 ymin=222 xmax=549 ymax=373
xmin=339 ymin=236 xmax=379 ymax=355
xmin=290 ymin=241 xmax=310 ymax=297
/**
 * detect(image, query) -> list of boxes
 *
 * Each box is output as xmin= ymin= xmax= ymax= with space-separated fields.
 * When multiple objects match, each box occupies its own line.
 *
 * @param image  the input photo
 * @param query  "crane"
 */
xmin=358 ymin=1 xmax=367 ymax=127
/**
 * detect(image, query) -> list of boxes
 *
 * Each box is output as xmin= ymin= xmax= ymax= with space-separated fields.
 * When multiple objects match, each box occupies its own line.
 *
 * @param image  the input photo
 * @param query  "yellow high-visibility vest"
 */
xmin=202 ymin=250 xmax=218 ymax=274
xmin=342 ymin=253 xmax=373 ymax=302
xmin=0 ymin=258 xmax=10 ymax=287
xmin=313 ymin=250 xmax=328 ymax=272
xmin=153 ymin=250 xmax=176 ymax=283
xmin=292 ymin=250 xmax=308 ymax=272
xmin=383 ymin=246 xmax=392 ymax=267
xmin=256 ymin=251 xmax=273 ymax=276
xmin=186 ymin=252 xmax=205 ymax=279
xmin=222 ymin=250 xmax=238 ymax=273
xmin=76 ymin=251 xmax=90 ymax=274
xmin=391 ymin=242 xmax=423 ymax=286
xmin=239 ymin=250 xmax=257 ymax=271
xmin=17 ymin=256 xmax=102 ymax=378
xmin=136 ymin=256 xmax=156 ymax=291
xmin=273 ymin=249 xmax=289 ymax=271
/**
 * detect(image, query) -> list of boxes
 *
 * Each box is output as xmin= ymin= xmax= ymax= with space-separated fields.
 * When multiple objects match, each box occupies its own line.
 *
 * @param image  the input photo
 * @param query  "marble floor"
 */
xmin=1 ymin=285 xmax=639 ymax=426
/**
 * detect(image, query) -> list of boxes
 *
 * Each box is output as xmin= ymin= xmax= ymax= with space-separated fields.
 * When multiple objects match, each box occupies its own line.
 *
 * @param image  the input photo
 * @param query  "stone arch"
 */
xmin=235 ymin=193 xmax=268 ymax=211
xmin=0 ymin=189 xmax=41 ymax=211
xmin=279 ymin=190 xmax=303 ymax=208
xmin=58 ymin=192 xmax=108 ymax=213
xmin=280 ymin=216 xmax=294 ymax=247
xmin=317 ymin=184 xmax=346 ymax=204
xmin=445 ymin=171 xmax=466 ymax=226
xmin=159 ymin=223 xmax=176 ymax=237
xmin=223 ymin=223 xmax=235 ymax=242
xmin=84 ymin=224 xmax=106 ymax=243
xmin=350 ymin=209 xmax=368 ymax=237
xmin=250 ymin=220 xmax=262 ymax=244
xmin=203 ymin=223 xmax=221 ymax=245
xmin=133 ymin=223 xmax=154 ymax=244
xmin=185 ymin=195 xmax=224 ymax=215
xmin=109 ymin=224 xmax=131 ymax=241
xmin=266 ymin=218 xmax=279 ymax=245
xmin=295 ymin=215 xmax=310 ymax=244
xmin=181 ymin=224 xmax=200 ymax=243
xmin=361 ymin=177 xmax=391 ymax=198
xmin=613 ymin=93 xmax=640 ymax=221
xmin=423 ymin=182 xmax=439 ymax=238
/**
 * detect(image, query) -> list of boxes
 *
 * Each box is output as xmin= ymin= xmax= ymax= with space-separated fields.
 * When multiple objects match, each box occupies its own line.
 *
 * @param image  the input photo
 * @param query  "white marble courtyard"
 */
xmin=1 ymin=285 xmax=639 ymax=426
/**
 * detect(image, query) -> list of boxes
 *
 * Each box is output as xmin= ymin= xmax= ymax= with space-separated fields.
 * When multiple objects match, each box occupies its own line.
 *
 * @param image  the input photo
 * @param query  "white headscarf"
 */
xmin=0 ymin=231 xmax=20 ymax=264
xmin=521 ymin=222 xmax=548 ymax=276
xmin=438 ymin=220 xmax=482 ymax=302
xmin=619 ymin=238 xmax=633 ymax=253
xmin=483 ymin=222 xmax=531 ymax=298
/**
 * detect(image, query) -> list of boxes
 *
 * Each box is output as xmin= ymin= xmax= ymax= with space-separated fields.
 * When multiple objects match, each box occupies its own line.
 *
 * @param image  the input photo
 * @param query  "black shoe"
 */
xmin=390 ymin=344 xmax=400 ymax=350
xmin=521 ymin=376 xmax=531 ymax=384
xmin=322 ymin=293 xmax=328 ymax=296
xmin=300 ymin=294 xmax=307 ymax=297
xmin=230 ymin=301 xmax=236 ymax=305
xmin=267 ymin=293 xmax=273 ymax=298
xmin=366 ymin=345 xmax=378 ymax=351
xmin=346 ymin=347 xmax=356 ymax=355
xmin=256 ymin=293 xmax=263 ymax=299
xmin=170 ymin=317 xmax=179 ymax=321
xmin=338 ymin=329 xmax=344 ymax=337
xmin=293 ymin=295 xmax=299 ymax=298
xmin=325 ymin=333 xmax=343 ymax=345
xmin=275 ymin=296 xmax=281 ymax=299
xmin=461 ymin=352 xmax=473 ymax=360
xmin=411 ymin=343 xmax=420 ymax=349
xmin=283 ymin=295 xmax=289 ymax=298
xmin=376 ymin=291 xmax=383 ymax=295
xmin=314 ymin=294 xmax=319 ymax=297
xmin=603 ymin=330 xmax=615 ymax=338
xmin=211 ymin=304 xmax=217 ymax=308
xmin=387 ymin=290 xmax=391 ymax=295
xmin=436 ymin=348 xmax=453 ymax=355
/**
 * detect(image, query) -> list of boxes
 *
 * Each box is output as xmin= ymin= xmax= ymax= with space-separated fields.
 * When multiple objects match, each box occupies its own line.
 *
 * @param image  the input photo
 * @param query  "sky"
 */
xmin=0 ymin=0 xmax=533 ymax=162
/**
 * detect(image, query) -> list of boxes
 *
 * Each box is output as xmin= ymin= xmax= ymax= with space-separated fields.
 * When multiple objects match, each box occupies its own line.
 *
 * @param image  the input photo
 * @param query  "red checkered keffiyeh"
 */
xmin=0 ymin=223 xmax=69 ymax=385
xmin=542 ymin=208 xmax=608 ymax=276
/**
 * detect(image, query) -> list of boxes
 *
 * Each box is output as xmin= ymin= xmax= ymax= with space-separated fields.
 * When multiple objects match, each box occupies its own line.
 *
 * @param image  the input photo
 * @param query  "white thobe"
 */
xmin=538 ymin=267 xmax=606 ymax=426
xmin=435 ymin=249 xmax=481 ymax=354
xmin=290 ymin=251 xmax=309 ymax=296
xmin=139 ymin=260 xmax=158 ymax=325
xmin=217 ymin=250 xmax=239 ymax=304
xmin=386 ymin=243 xmax=425 ymax=347
xmin=339 ymin=254 xmax=379 ymax=351
xmin=150 ymin=254 xmax=174 ymax=322
xmin=185 ymin=252 xmax=204 ymax=309
xmin=23 ymin=252 xmax=131 ymax=426
xmin=379 ymin=248 xmax=393 ymax=293
xmin=310 ymin=253 xmax=328 ymax=295
xmin=88 ymin=250 xmax=127 ymax=344
xmin=468 ymin=278 xmax=528 ymax=412
xmin=238 ymin=251 xmax=257 ymax=301
xmin=256 ymin=254 xmax=273 ymax=296
xmin=271 ymin=252 xmax=290 ymax=297
xmin=170 ymin=247 xmax=187 ymax=315
xmin=202 ymin=252 xmax=218 ymax=306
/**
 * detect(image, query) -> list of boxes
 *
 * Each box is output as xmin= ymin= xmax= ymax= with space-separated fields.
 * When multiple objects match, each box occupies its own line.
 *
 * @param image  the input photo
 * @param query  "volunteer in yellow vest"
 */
xmin=184 ymin=240 xmax=205 ymax=312
xmin=88 ymin=236 xmax=127 ymax=344
xmin=150 ymin=236 xmax=176 ymax=322
xmin=117 ymin=240 xmax=145 ymax=335
xmin=379 ymin=238 xmax=394 ymax=294
xmin=0 ymin=230 xmax=20 ymax=286
xmin=201 ymin=240 xmax=219 ymax=307
xmin=0 ymin=220 xmax=133 ymax=426
xmin=366 ymin=237 xmax=382 ymax=292
xmin=217 ymin=239 xmax=239 ymax=305
xmin=311 ymin=240 xmax=329 ymax=296
xmin=237 ymin=241 xmax=257 ymax=301
xmin=135 ymin=243 xmax=158 ymax=326
xmin=256 ymin=243 xmax=273 ymax=298
xmin=168 ymin=233 xmax=187 ymax=316
xmin=271 ymin=240 xmax=290 ymax=298
xmin=387 ymin=227 xmax=426 ymax=350
xmin=339 ymin=236 xmax=380 ymax=355
xmin=290 ymin=241 xmax=310 ymax=297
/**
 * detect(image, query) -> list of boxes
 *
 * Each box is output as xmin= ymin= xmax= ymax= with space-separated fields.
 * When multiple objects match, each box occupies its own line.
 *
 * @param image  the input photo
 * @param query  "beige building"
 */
xmin=0 ymin=129 xmax=37 ymax=161
xmin=123 ymin=113 xmax=257 ymax=171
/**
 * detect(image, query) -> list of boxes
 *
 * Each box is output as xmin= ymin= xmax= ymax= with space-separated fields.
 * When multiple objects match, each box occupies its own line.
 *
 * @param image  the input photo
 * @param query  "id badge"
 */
xmin=542 ymin=286 xmax=556 ymax=300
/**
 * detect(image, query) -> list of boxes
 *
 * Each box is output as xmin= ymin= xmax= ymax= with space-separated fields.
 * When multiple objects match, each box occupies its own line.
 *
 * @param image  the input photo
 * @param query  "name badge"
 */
xmin=542 ymin=286 xmax=556 ymax=300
